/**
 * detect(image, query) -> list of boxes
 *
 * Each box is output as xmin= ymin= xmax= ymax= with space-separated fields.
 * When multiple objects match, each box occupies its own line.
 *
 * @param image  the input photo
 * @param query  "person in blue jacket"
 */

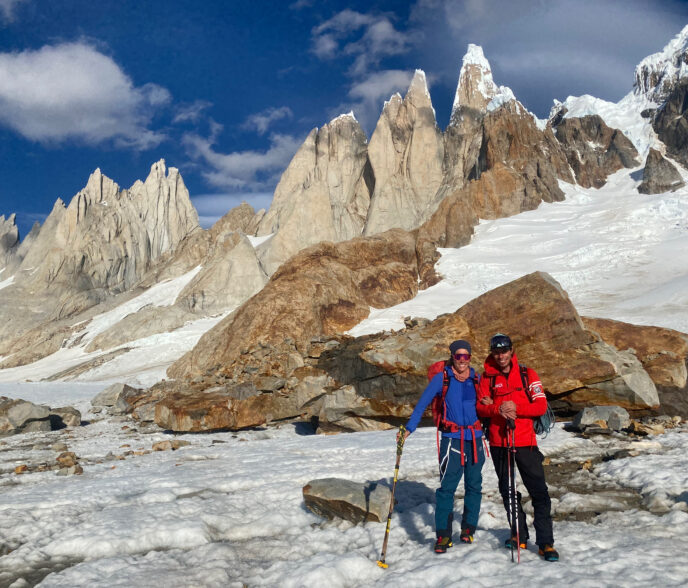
xmin=399 ymin=339 xmax=485 ymax=553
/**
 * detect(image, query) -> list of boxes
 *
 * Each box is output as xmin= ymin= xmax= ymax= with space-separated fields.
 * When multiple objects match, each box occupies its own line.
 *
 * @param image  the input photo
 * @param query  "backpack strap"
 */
xmin=519 ymin=364 xmax=532 ymax=402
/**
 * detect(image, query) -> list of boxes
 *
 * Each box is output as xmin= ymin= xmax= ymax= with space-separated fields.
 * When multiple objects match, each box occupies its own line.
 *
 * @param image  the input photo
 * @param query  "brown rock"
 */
xmin=168 ymin=229 xmax=420 ymax=381
xmin=14 ymin=465 xmax=28 ymax=474
xmin=583 ymin=317 xmax=688 ymax=415
xmin=152 ymin=440 xmax=191 ymax=451
xmin=56 ymin=452 xmax=78 ymax=468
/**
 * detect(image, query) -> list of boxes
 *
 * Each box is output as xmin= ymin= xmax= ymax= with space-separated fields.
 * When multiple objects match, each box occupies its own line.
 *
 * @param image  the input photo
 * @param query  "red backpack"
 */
xmin=427 ymin=360 xmax=482 ymax=460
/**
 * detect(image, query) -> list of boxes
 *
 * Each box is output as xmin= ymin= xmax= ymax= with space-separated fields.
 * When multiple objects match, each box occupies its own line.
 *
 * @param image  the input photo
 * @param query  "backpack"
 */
xmin=485 ymin=365 xmax=555 ymax=438
xmin=427 ymin=360 xmax=482 ymax=460
xmin=427 ymin=360 xmax=479 ymax=430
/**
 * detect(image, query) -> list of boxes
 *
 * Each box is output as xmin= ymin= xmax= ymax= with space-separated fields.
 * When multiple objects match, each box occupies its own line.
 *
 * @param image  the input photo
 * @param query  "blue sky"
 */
xmin=1 ymin=0 xmax=687 ymax=236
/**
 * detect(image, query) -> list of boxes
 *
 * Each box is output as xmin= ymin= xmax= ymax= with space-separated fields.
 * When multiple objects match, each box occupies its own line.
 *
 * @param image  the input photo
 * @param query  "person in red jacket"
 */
xmin=476 ymin=333 xmax=559 ymax=562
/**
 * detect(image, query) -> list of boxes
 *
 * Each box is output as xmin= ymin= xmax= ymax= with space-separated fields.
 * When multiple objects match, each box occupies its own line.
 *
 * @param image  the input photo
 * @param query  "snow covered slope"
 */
xmin=349 ymin=166 xmax=688 ymax=337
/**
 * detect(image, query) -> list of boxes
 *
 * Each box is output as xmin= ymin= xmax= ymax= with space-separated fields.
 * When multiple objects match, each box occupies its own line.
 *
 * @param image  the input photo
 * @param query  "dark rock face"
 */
xmin=653 ymin=79 xmax=688 ymax=168
xmin=638 ymin=148 xmax=685 ymax=194
xmin=553 ymin=115 xmax=639 ymax=188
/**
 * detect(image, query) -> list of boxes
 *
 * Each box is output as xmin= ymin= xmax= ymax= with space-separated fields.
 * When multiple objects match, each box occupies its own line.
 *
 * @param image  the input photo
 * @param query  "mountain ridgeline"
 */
xmin=1 ymin=31 xmax=688 ymax=429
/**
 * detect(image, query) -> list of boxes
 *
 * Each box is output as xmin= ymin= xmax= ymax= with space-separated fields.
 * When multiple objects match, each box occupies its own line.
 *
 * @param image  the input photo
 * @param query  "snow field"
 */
xmin=1 ymin=403 xmax=687 ymax=587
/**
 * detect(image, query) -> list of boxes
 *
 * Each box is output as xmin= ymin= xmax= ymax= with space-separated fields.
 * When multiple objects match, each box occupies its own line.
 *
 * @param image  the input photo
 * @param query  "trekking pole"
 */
xmin=506 ymin=418 xmax=520 ymax=564
xmin=377 ymin=425 xmax=406 ymax=569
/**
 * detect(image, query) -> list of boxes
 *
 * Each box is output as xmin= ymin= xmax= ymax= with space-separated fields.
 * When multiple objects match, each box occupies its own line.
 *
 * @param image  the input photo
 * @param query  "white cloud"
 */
xmin=408 ymin=0 xmax=688 ymax=116
xmin=242 ymin=106 xmax=293 ymax=135
xmin=312 ymin=9 xmax=411 ymax=76
xmin=183 ymin=132 xmax=302 ymax=190
xmin=0 ymin=42 xmax=170 ymax=148
xmin=172 ymin=100 xmax=212 ymax=124
xmin=0 ymin=0 xmax=26 ymax=22
xmin=334 ymin=69 xmax=414 ymax=134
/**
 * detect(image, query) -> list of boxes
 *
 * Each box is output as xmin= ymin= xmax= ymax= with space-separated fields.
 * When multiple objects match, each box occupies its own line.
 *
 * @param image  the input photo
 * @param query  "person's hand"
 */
xmin=480 ymin=396 xmax=493 ymax=405
xmin=498 ymin=401 xmax=517 ymax=420
xmin=397 ymin=429 xmax=411 ymax=443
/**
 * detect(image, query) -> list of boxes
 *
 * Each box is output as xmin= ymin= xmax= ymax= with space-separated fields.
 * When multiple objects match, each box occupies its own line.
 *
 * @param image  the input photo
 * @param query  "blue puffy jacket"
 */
xmin=405 ymin=366 xmax=482 ymax=439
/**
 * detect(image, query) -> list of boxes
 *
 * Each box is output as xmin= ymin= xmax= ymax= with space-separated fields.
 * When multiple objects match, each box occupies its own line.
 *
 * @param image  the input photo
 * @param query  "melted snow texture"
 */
xmin=0 ymin=409 xmax=686 ymax=587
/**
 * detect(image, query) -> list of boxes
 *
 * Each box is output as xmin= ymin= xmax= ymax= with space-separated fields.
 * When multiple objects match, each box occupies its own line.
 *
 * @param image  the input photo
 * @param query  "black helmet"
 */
xmin=489 ymin=333 xmax=512 ymax=351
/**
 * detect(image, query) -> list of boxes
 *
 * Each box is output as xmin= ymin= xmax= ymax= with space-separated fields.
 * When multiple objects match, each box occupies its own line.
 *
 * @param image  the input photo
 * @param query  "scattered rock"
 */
xmin=302 ymin=478 xmax=392 ymax=524
xmin=152 ymin=440 xmax=191 ymax=451
xmin=56 ymin=464 xmax=83 ymax=476
xmin=628 ymin=420 xmax=665 ymax=436
xmin=56 ymin=452 xmax=79 ymax=468
xmin=14 ymin=465 xmax=28 ymax=474
xmin=49 ymin=406 xmax=81 ymax=429
xmin=571 ymin=406 xmax=631 ymax=432
xmin=51 ymin=442 xmax=68 ymax=452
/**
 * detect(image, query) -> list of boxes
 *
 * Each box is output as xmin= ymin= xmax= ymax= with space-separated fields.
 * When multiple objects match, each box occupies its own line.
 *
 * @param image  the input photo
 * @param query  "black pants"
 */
xmin=491 ymin=446 xmax=554 ymax=547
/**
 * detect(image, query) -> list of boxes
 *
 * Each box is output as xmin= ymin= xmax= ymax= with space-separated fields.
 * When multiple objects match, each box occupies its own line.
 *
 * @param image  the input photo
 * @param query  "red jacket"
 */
xmin=476 ymin=352 xmax=547 ymax=447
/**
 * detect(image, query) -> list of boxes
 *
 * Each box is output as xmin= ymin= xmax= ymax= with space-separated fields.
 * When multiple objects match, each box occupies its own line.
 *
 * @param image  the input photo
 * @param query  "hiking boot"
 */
xmin=539 ymin=544 xmax=559 ymax=562
xmin=459 ymin=528 xmax=474 ymax=544
xmin=434 ymin=536 xmax=453 ymax=553
xmin=504 ymin=536 xmax=527 ymax=550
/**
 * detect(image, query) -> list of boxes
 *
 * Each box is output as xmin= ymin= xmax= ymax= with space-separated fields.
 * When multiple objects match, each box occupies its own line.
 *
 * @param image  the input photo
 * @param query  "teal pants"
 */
xmin=435 ymin=436 xmax=485 ymax=537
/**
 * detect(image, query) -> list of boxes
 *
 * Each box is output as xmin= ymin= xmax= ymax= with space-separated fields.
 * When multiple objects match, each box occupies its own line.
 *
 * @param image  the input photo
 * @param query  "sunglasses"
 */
xmin=491 ymin=347 xmax=511 ymax=355
xmin=453 ymin=353 xmax=471 ymax=361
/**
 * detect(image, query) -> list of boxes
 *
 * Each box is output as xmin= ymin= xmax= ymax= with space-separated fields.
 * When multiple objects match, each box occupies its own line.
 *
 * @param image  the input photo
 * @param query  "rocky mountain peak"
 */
xmin=408 ymin=69 xmax=431 ymax=101
xmin=634 ymin=24 xmax=688 ymax=104
xmin=451 ymin=44 xmax=500 ymax=116
xmin=0 ymin=213 xmax=19 ymax=260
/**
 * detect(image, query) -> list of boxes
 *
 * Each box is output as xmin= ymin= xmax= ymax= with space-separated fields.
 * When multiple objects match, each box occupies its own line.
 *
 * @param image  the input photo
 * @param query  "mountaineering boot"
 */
xmin=539 ymin=544 xmax=559 ymax=562
xmin=459 ymin=528 xmax=474 ymax=544
xmin=434 ymin=536 xmax=453 ymax=553
xmin=504 ymin=537 xmax=527 ymax=550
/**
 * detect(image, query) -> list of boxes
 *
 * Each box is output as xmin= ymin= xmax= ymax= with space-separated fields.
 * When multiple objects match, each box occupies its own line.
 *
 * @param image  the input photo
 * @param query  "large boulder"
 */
xmin=0 ymin=397 xmax=51 ymax=435
xmin=153 ymin=382 xmax=298 ymax=432
xmin=307 ymin=272 xmax=658 ymax=430
xmin=582 ymin=317 xmax=688 ymax=416
xmin=302 ymin=478 xmax=392 ymax=524
xmin=571 ymin=406 xmax=631 ymax=432
xmin=637 ymin=148 xmax=685 ymax=194
xmin=149 ymin=272 xmax=666 ymax=434
xmin=168 ymin=228 xmax=421 ymax=381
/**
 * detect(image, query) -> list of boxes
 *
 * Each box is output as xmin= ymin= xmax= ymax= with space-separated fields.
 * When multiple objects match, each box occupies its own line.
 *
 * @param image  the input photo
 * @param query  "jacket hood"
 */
xmin=483 ymin=351 xmax=520 ymax=375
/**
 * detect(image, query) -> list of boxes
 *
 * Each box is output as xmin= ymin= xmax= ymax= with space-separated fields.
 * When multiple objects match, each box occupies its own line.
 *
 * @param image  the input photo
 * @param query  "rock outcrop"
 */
xmin=255 ymin=114 xmax=372 ymax=275
xmin=144 ymin=272 xmax=672 ymax=434
xmin=169 ymin=228 xmax=421 ymax=381
xmin=552 ymin=115 xmax=639 ymax=188
xmin=638 ymin=148 xmax=685 ymax=193
xmin=0 ymin=214 xmax=19 ymax=266
xmin=364 ymin=70 xmax=444 ymax=235
xmin=15 ymin=160 xmax=200 ymax=297
xmin=582 ymin=317 xmax=688 ymax=416
xmin=653 ymin=79 xmax=688 ymax=169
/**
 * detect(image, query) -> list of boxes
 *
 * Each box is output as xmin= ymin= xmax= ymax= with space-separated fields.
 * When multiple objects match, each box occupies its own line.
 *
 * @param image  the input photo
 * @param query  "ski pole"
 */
xmin=506 ymin=418 xmax=520 ymax=564
xmin=377 ymin=425 xmax=406 ymax=569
